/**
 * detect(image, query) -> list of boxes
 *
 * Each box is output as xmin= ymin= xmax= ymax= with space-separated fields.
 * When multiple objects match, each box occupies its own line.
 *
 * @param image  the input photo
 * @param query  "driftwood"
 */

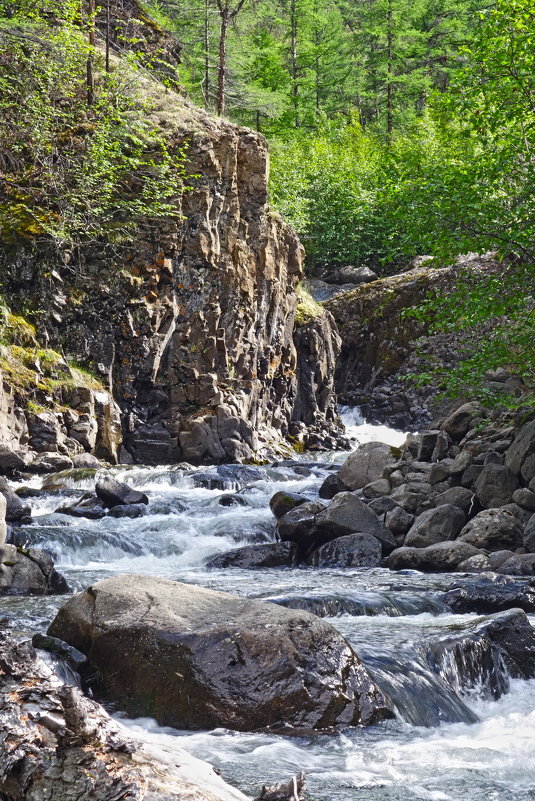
xmin=253 ymin=774 xmax=306 ymax=801
xmin=0 ymin=628 xmax=250 ymax=801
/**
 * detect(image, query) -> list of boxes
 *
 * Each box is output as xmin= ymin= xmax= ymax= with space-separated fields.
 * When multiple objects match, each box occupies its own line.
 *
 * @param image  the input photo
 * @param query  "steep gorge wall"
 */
xmin=0 ymin=94 xmax=342 ymax=465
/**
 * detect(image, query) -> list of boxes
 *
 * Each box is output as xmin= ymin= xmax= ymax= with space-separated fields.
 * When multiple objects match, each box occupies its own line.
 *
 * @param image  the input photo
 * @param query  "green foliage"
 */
xmin=403 ymin=263 xmax=535 ymax=403
xmin=294 ymin=283 xmax=323 ymax=325
xmin=0 ymin=1 xmax=189 ymax=245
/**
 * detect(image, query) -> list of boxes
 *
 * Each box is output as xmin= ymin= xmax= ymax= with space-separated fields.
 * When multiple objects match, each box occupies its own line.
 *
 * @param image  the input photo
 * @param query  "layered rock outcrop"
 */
xmin=1 ymin=88 xmax=342 ymax=465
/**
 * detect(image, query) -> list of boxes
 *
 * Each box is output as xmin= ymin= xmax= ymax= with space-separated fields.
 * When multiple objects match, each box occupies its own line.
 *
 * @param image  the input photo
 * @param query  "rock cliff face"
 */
xmin=0 ymin=90 xmax=342 ymax=464
xmin=326 ymin=255 xmax=506 ymax=429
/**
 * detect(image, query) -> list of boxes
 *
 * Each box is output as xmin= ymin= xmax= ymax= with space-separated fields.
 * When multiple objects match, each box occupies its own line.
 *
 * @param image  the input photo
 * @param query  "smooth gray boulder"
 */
xmin=456 ymin=554 xmax=492 ymax=572
xmin=277 ymin=500 xmax=325 ymax=542
xmin=338 ymin=442 xmax=396 ymax=491
xmin=71 ymin=453 xmax=102 ymax=468
xmin=0 ymin=444 xmax=27 ymax=473
xmin=404 ymin=505 xmax=466 ymax=548
xmin=29 ymin=452 xmax=74 ymax=474
xmin=474 ymin=464 xmax=519 ymax=508
xmin=306 ymin=533 xmax=382 ymax=567
xmin=48 ymin=575 xmax=393 ymax=733
xmin=386 ymin=541 xmax=482 ymax=572
xmin=458 ymin=508 xmax=523 ymax=551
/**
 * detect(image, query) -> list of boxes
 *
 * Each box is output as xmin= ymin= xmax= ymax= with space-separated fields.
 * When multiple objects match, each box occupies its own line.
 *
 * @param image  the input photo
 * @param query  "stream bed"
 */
xmin=3 ymin=410 xmax=535 ymax=801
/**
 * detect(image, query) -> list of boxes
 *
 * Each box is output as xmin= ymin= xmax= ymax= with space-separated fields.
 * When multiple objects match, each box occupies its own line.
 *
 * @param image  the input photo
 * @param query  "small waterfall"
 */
xmin=267 ymin=591 xmax=450 ymax=618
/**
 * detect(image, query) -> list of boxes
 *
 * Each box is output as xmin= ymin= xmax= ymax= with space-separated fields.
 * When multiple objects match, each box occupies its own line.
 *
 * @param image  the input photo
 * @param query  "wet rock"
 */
xmin=338 ymin=442 xmax=396 ymax=491
xmin=0 ymin=544 xmax=68 ymax=595
xmin=29 ymin=452 xmax=74 ymax=474
xmin=444 ymin=573 xmax=535 ymax=613
xmin=386 ymin=541 xmax=482 ymax=572
xmin=305 ymin=533 xmax=382 ymax=567
xmin=206 ymin=542 xmax=296 ymax=569
xmin=505 ymin=419 xmax=535 ymax=482
xmin=323 ymin=265 xmax=377 ymax=285
xmin=42 ymin=468 xmax=98 ymax=490
xmin=0 ymin=478 xmax=31 ymax=523
xmin=0 ymin=629 xmax=251 ymax=801
xmin=218 ymin=493 xmax=249 ymax=507
xmin=404 ymin=505 xmax=466 ymax=548
xmin=269 ymin=491 xmax=308 ymax=519
xmin=56 ymin=494 xmax=108 ymax=520
xmin=474 ymin=464 xmax=519 ymax=508
xmin=458 ymin=508 xmax=523 ymax=551
xmin=425 ymin=609 xmax=535 ymax=701
xmin=95 ymin=475 xmax=148 ymax=508
xmin=48 ymin=575 xmax=393 ymax=733
xmin=107 ymin=503 xmax=146 ymax=518
xmin=489 ymin=550 xmax=516 ymax=570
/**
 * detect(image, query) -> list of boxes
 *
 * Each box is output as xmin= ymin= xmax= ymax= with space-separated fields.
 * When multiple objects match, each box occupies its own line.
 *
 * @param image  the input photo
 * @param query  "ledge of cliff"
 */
xmin=0 ymin=71 xmax=344 ymax=465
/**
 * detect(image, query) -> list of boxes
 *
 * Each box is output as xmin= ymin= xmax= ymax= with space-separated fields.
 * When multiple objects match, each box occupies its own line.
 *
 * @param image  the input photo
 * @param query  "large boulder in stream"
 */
xmin=386 ymin=540 xmax=482 ymax=572
xmin=48 ymin=575 xmax=393 ymax=733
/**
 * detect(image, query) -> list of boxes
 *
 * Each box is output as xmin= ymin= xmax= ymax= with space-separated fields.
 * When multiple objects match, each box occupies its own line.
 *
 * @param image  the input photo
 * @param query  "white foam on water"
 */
xmin=339 ymin=405 xmax=408 ymax=449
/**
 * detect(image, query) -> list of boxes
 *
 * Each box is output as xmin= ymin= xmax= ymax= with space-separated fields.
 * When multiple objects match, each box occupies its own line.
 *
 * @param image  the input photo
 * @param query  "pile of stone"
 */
xmin=211 ymin=401 xmax=535 ymax=574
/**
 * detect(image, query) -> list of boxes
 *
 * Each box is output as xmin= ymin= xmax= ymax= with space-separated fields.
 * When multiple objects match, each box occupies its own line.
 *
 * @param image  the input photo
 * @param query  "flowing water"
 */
xmin=3 ymin=408 xmax=534 ymax=801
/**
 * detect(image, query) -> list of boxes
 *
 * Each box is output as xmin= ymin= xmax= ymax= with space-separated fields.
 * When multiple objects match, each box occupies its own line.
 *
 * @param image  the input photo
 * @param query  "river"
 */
xmin=3 ymin=408 xmax=534 ymax=801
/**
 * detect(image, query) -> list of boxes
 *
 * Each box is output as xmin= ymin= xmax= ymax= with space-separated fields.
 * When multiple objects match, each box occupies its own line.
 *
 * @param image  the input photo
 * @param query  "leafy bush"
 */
xmin=0 ymin=0 xmax=188 ymax=245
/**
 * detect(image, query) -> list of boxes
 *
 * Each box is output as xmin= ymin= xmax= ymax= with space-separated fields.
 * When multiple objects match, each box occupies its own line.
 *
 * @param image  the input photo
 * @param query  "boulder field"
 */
xmin=212 ymin=402 xmax=535 ymax=575
xmin=48 ymin=574 xmax=393 ymax=734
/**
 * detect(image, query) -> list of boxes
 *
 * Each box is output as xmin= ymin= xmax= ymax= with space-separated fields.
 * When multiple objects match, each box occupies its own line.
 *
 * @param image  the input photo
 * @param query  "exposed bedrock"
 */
xmin=48 ymin=575 xmax=393 ymax=734
xmin=0 ymin=628 xmax=255 ymax=801
xmin=0 ymin=100 xmax=343 ymax=465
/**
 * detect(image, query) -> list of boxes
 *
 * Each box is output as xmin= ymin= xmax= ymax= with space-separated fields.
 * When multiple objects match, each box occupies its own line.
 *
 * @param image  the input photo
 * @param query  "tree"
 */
xmin=215 ymin=0 xmax=248 ymax=115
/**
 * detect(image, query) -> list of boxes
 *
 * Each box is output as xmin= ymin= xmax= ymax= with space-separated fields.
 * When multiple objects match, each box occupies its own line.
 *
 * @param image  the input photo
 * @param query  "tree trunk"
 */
xmin=217 ymin=6 xmax=228 ymax=116
xmin=204 ymin=0 xmax=210 ymax=108
xmin=386 ymin=0 xmax=393 ymax=142
xmin=87 ymin=0 xmax=96 ymax=105
xmin=290 ymin=0 xmax=299 ymax=127
xmin=105 ymin=0 xmax=110 ymax=72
